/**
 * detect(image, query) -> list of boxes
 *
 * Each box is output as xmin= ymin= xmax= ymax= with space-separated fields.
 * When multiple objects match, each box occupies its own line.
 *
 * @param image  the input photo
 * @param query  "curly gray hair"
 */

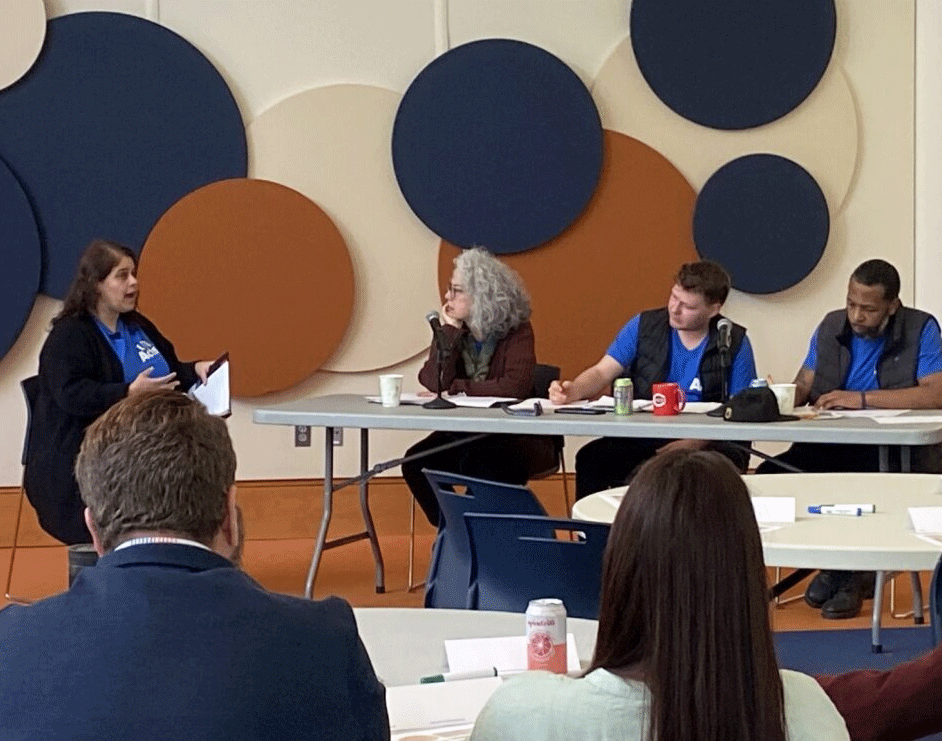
xmin=454 ymin=247 xmax=531 ymax=339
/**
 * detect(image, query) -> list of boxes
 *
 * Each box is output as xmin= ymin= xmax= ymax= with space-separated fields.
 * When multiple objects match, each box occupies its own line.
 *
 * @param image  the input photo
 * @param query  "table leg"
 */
xmin=305 ymin=426 xmax=336 ymax=599
xmin=878 ymin=445 xmax=889 ymax=472
xmin=901 ymin=445 xmax=911 ymax=473
xmin=871 ymin=570 xmax=887 ymax=653
xmin=359 ymin=428 xmax=386 ymax=594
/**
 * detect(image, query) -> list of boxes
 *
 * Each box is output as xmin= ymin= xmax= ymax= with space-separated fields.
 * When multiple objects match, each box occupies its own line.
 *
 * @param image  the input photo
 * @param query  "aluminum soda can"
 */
xmin=526 ymin=598 xmax=567 ymax=673
xmin=613 ymin=377 xmax=634 ymax=415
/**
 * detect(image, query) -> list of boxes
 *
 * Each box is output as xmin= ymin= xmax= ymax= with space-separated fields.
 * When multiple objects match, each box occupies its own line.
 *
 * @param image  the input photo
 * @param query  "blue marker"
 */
xmin=807 ymin=505 xmax=865 ymax=516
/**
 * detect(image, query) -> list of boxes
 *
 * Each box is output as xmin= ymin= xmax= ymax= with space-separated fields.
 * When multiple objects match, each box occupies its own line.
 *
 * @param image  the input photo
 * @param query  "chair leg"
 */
xmin=407 ymin=497 xmax=424 ymax=592
xmin=772 ymin=567 xmax=804 ymax=607
xmin=4 ymin=486 xmax=33 ymax=606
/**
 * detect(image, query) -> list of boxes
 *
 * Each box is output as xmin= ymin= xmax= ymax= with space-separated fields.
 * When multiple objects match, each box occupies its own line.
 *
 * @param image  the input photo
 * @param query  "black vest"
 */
xmin=808 ymin=306 xmax=931 ymax=404
xmin=627 ymin=308 xmax=746 ymax=401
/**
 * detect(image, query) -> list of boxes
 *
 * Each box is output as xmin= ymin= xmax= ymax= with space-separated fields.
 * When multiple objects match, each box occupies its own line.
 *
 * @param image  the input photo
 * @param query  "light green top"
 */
xmin=469 ymin=668 xmax=849 ymax=741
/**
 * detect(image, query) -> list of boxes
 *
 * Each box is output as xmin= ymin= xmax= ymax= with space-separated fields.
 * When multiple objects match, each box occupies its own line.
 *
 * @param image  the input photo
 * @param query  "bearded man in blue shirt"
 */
xmin=759 ymin=258 xmax=942 ymax=619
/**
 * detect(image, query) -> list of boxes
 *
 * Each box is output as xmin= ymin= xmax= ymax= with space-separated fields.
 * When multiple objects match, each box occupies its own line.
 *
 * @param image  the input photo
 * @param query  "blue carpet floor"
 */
xmin=775 ymin=627 xmax=940 ymax=741
xmin=775 ymin=626 xmax=935 ymax=675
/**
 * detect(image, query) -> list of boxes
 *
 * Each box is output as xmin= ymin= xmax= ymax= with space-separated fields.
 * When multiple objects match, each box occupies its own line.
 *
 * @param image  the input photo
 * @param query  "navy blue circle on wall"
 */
xmin=630 ymin=0 xmax=836 ymax=130
xmin=0 ymin=154 xmax=41 ymax=360
xmin=693 ymin=154 xmax=829 ymax=294
xmin=0 ymin=12 xmax=247 ymax=298
xmin=392 ymin=39 xmax=603 ymax=255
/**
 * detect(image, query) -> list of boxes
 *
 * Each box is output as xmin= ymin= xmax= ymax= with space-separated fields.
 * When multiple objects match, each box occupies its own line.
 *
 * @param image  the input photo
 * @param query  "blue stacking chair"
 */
xmin=932 ymin=553 xmax=942 ymax=647
xmin=423 ymin=470 xmax=548 ymax=609
xmin=465 ymin=513 xmax=611 ymax=619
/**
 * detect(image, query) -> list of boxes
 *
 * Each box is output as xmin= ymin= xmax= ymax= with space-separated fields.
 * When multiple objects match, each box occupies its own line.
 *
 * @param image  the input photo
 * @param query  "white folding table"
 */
xmin=254 ymin=395 xmax=942 ymax=598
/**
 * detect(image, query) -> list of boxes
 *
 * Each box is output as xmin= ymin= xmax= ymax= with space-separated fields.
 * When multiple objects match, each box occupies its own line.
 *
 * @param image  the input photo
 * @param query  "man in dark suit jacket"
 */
xmin=0 ymin=390 xmax=389 ymax=740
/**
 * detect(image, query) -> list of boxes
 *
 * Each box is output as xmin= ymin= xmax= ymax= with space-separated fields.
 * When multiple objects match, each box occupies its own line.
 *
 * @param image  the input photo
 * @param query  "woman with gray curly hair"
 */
xmin=402 ymin=247 xmax=557 ymax=526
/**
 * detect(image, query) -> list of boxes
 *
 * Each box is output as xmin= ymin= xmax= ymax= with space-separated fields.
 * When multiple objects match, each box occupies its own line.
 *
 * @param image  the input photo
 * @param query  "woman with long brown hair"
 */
xmin=24 ymin=239 xmax=211 ymax=547
xmin=470 ymin=450 xmax=849 ymax=741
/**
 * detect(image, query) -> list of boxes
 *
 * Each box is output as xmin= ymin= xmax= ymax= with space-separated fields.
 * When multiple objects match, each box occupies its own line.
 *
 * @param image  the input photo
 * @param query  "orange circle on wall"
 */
xmin=138 ymin=178 xmax=354 ymax=397
xmin=439 ymin=130 xmax=698 ymax=382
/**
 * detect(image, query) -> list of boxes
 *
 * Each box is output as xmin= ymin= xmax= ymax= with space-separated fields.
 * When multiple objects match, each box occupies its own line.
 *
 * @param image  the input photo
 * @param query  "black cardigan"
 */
xmin=23 ymin=311 xmax=197 ymax=544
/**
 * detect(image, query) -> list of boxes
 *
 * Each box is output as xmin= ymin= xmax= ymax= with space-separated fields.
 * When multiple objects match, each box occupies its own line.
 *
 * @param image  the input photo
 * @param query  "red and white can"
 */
xmin=526 ymin=598 xmax=567 ymax=673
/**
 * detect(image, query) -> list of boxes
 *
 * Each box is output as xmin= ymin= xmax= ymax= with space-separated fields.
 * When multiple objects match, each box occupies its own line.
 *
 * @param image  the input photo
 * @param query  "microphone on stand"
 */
xmin=423 ymin=310 xmax=457 ymax=409
xmin=717 ymin=317 xmax=732 ymax=353
xmin=716 ymin=317 xmax=732 ymax=403
xmin=426 ymin=311 xmax=450 ymax=351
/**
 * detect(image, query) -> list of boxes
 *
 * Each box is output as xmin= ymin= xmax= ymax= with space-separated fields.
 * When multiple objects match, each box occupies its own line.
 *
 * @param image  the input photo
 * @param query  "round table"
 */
xmin=353 ymin=607 xmax=598 ymax=687
xmin=571 ymin=473 xmax=942 ymax=651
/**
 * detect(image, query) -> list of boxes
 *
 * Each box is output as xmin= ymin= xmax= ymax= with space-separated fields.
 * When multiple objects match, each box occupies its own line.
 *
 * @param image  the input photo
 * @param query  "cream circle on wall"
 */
xmin=0 ymin=0 xmax=45 ymax=91
xmin=248 ymin=84 xmax=441 ymax=373
xmin=592 ymin=37 xmax=858 ymax=214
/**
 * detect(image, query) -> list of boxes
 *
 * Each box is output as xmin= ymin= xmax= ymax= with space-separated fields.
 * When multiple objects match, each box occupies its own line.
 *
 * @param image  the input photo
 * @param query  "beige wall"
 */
xmin=0 ymin=0 xmax=933 ymax=484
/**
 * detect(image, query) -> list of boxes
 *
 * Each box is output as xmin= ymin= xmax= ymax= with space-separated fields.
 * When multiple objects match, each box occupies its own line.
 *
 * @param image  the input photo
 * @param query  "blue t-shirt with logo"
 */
xmin=94 ymin=316 xmax=172 ymax=383
xmin=606 ymin=314 xmax=757 ymax=401
xmin=802 ymin=317 xmax=942 ymax=391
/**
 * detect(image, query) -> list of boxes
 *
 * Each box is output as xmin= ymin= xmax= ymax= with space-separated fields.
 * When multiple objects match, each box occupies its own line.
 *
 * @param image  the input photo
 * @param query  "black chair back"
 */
xmin=532 ymin=363 xmax=560 ymax=398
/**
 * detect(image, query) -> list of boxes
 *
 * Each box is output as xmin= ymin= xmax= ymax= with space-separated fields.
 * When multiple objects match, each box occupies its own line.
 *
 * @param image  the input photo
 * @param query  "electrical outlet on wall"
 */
xmin=294 ymin=425 xmax=310 ymax=447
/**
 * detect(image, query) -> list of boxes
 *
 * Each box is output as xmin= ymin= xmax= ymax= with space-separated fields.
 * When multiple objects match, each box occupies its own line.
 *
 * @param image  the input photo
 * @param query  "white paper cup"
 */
xmin=379 ymin=374 xmax=403 ymax=407
xmin=770 ymin=383 xmax=797 ymax=415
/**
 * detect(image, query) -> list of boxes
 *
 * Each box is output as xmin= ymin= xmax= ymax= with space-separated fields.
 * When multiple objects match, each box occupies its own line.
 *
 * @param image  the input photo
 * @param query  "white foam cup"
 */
xmin=379 ymin=374 xmax=403 ymax=407
xmin=770 ymin=383 xmax=797 ymax=415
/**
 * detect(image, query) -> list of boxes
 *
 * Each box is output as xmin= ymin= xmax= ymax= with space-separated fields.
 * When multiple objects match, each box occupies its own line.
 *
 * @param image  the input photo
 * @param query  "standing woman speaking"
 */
xmin=24 ymin=240 xmax=212 ymax=547
xmin=402 ymin=247 xmax=556 ymax=526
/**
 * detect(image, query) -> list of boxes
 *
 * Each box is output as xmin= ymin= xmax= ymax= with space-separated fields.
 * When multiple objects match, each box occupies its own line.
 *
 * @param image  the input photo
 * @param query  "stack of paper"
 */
xmin=189 ymin=353 xmax=230 ymax=417
xmin=386 ymin=676 xmax=500 ymax=740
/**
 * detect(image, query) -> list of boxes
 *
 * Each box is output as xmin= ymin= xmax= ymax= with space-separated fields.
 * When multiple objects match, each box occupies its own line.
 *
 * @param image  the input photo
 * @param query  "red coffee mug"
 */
xmin=652 ymin=382 xmax=686 ymax=416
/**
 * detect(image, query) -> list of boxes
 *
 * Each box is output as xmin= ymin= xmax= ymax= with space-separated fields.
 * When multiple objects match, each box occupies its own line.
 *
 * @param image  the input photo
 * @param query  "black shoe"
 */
xmin=820 ymin=572 xmax=873 ymax=620
xmin=804 ymin=570 xmax=847 ymax=608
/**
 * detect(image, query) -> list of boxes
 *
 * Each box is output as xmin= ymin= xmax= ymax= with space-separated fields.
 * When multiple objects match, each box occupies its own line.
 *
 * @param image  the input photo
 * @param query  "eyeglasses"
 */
xmin=501 ymin=401 xmax=543 ymax=417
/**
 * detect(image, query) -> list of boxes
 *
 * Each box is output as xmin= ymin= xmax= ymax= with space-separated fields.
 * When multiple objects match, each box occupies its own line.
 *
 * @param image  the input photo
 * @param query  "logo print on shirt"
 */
xmin=689 ymin=377 xmax=702 ymax=393
xmin=137 ymin=341 xmax=159 ymax=362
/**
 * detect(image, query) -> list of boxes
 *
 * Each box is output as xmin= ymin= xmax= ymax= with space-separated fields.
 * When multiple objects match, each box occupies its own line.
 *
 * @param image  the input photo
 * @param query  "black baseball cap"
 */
xmin=708 ymin=387 xmax=799 ymax=423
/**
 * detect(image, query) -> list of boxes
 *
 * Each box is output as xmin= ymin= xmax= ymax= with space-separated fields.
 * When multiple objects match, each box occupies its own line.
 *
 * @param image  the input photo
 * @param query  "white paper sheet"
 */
xmin=391 ymin=725 xmax=474 ymax=741
xmin=386 ymin=677 xmax=500 ymax=737
xmin=188 ymin=356 xmax=230 ymax=417
xmin=365 ymin=394 xmax=518 ymax=408
xmin=751 ymin=496 xmax=796 ymax=524
xmin=829 ymin=409 xmax=910 ymax=418
xmin=600 ymin=492 xmax=625 ymax=509
xmin=875 ymin=415 xmax=942 ymax=425
xmin=508 ymin=397 xmax=610 ymax=411
xmin=444 ymin=634 xmax=579 ymax=674
xmin=908 ymin=506 xmax=942 ymax=535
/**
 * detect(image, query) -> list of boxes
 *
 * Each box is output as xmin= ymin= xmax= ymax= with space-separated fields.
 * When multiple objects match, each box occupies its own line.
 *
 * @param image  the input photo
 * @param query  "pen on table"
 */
xmin=807 ymin=504 xmax=874 ymax=516
xmin=419 ymin=668 xmax=499 ymax=683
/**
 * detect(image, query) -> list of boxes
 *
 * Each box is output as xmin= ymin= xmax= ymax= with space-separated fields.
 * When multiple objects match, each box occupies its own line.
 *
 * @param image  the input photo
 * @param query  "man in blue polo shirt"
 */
xmin=550 ymin=260 xmax=757 ymax=499
xmin=759 ymin=258 xmax=942 ymax=619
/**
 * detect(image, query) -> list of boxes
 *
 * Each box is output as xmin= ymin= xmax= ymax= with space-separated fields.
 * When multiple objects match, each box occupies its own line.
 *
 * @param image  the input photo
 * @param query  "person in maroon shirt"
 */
xmin=401 ymin=247 xmax=556 ymax=526
xmin=818 ymin=643 xmax=942 ymax=741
